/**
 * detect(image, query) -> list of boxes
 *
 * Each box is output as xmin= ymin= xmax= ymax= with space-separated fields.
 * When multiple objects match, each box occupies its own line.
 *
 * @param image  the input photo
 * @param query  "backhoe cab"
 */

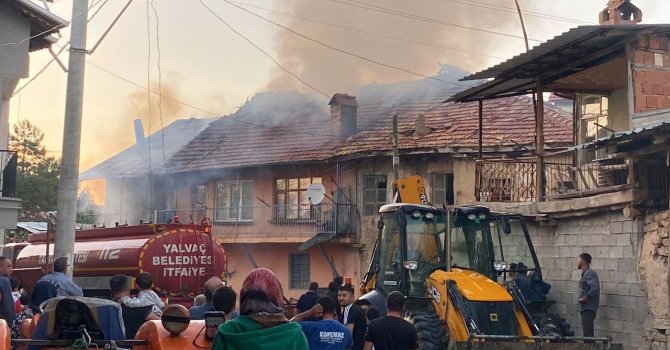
xmin=358 ymin=202 xmax=614 ymax=350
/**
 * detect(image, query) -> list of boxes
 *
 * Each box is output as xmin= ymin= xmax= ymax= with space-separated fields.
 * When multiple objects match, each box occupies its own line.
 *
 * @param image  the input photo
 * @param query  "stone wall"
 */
xmin=640 ymin=211 xmax=670 ymax=350
xmin=528 ymin=212 xmax=648 ymax=349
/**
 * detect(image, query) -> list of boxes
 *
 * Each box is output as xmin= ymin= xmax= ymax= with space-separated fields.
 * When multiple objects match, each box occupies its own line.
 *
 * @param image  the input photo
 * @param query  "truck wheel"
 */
xmin=405 ymin=311 xmax=449 ymax=350
xmin=534 ymin=313 xmax=575 ymax=338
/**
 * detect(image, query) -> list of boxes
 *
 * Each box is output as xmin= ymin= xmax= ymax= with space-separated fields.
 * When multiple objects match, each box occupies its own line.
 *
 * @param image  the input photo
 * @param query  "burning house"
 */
xmin=98 ymin=65 xmax=572 ymax=297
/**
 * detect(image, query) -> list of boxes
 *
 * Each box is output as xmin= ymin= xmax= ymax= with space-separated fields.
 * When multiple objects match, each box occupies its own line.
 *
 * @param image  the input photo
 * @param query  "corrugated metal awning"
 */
xmin=448 ymin=24 xmax=670 ymax=103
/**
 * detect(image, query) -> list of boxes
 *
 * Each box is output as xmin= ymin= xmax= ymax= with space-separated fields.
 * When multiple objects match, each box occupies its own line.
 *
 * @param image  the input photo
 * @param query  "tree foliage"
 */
xmin=9 ymin=120 xmax=60 ymax=220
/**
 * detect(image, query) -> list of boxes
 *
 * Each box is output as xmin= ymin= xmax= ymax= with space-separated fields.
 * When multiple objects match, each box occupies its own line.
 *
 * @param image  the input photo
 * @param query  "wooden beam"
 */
xmin=478 ymin=100 xmax=483 ymax=159
xmin=535 ymin=78 xmax=545 ymax=202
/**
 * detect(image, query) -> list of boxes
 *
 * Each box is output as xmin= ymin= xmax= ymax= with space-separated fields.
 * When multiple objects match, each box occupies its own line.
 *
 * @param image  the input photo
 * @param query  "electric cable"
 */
xmin=198 ymin=0 xmax=331 ymax=99
xmin=221 ymin=0 xmax=474 ymax=87
xmin=230 ymin=1 xmax=507 ymax=60
xmin=151 ymin=0 xmax=168 ymax=168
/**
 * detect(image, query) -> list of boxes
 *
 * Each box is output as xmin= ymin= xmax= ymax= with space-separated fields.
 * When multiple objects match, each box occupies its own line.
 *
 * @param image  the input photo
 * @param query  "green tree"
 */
xmin=9 ymin=120 xmax=60 ymax=220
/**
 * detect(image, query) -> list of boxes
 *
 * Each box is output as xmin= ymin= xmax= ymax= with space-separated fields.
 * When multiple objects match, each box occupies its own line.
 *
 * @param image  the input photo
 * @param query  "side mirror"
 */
xmin=493 ymin=261 xmax=509 ymax=272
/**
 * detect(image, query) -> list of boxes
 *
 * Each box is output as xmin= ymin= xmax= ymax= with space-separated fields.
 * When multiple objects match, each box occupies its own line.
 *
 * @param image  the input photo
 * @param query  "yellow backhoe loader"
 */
xmin=358 ymin=176 xmax=619 ymax=350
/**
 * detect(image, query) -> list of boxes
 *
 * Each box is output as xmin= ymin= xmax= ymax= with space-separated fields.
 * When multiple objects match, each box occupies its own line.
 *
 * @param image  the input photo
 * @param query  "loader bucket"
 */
xmin=448 ymin=339 xmax=622 ymax=350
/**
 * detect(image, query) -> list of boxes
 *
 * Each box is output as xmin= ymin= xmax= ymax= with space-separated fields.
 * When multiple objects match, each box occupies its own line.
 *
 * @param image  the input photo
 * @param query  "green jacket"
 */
xmin=212 ymin=315 xmax=309 ymax=350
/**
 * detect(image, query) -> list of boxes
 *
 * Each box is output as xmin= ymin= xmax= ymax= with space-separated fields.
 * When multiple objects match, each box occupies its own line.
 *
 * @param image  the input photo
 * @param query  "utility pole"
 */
xmin=392 ymin=115 xmax=399 ymax=182
xmin=391 ymin=115 xmax=400 ymax=202
xmin=55 ymin=0 xmax=89 ymax=276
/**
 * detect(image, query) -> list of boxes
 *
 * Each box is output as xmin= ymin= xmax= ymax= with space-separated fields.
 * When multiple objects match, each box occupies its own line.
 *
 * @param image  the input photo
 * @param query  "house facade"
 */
xmin=143 ymin=73 xmax=572 ymax=298
xmin=449 ymin=3 xmax=670 ymax=348
xmin=0 ymin=0 xmax=67 ymax=235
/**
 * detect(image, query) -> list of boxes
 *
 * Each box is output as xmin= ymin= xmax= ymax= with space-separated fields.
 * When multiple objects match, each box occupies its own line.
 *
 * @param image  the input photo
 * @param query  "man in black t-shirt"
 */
xmin=338 ymin=284 xmax=366 ymax=350
xmin=364 ymin=292 xmax=418 ymax=350
xmin=110 ymin=275 xmax=159 ymax=338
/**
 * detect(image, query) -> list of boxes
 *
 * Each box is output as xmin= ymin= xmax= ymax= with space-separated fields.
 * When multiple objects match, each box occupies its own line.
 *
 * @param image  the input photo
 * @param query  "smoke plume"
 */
xmin=80 ymin=72 xmax=186 ymax=170
xmin=265 ymin=0 xmax=528 ymax=94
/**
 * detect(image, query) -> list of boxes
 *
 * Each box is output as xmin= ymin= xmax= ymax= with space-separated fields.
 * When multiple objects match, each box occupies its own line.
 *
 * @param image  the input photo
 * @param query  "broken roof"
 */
xmin=4 ymin=0 xmax=69 ymax=52
xmin=80 ymin=118 xmax=216 ymax=180
xmin=448 ymin=24 xmax=670 ymax=102
xmin=168 ymin=66 xmax=572 ymax=173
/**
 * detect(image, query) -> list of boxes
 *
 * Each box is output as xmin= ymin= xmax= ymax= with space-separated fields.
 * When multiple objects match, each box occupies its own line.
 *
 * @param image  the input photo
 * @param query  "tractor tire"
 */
xmin=405 ymin=311 xmax=449 ymax=350
xmin=534 ymin=312 xmax=575 ymax=338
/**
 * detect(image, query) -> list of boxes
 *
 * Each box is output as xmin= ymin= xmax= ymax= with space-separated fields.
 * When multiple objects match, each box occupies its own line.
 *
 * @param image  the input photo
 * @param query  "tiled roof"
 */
xmin=80 ymin=118 xmax=216 ymax=180
xmin=336 ymin=94 xmax=572 ymax=157
xmin=168 ymin=66 xmax=573 ymax=173
xmin=169 ymin=91 xmax=334 ymax=172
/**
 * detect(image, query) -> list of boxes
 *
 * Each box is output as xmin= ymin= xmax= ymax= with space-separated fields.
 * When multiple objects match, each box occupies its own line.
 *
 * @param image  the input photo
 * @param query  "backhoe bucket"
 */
xmin=448 ymin=336 xmax=622 ymax=350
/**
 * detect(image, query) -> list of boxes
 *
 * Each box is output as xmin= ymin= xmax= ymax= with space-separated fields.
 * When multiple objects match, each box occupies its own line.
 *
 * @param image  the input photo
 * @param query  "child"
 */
xmin=10 ymin=278 xmax=22 ymax=314
xmin=122 ymin=272 xmax=165 ymax=316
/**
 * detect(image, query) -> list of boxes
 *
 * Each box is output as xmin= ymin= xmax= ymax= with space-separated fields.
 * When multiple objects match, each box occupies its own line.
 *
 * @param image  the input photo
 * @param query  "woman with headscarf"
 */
xmin=212 ymin=268 xmax=308 ymax=350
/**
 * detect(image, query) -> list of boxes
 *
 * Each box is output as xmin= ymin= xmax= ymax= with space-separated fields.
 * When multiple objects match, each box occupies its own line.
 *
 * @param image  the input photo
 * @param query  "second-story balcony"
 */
xmin=153 ymin=203 xmax=358 ymax=243
xmin=475 ymin=155 xmax=633 ymax=204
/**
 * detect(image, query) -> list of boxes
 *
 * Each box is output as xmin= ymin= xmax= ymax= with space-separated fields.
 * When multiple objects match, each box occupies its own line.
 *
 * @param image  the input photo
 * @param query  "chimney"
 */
xmin=413 ymin=115 xmax=427 ymax=138
xmin=599 ymin=0 xmax=642 ymax=25
xmin=329 ymin=93 xmax=358 ymax=141
xmin=133 ymin=119 xmax=149 ymax=154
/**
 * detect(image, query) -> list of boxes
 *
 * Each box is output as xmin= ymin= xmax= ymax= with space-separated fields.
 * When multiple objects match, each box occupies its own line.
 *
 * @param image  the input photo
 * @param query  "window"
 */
xmin=191 ymin=184 xmax=208 ymax=220
xmin=289 ymin=253 xmax=310 ymax=289
xmin=363 ymin=175 xmax=388 ymax=216
xmin=275 ymin=177 xmax=322 ymax=220
xmin=430 ymin=173 xmax=454 ymax=206
xmin=215 ymin=181 xmax=253 ymax=221
xmin=579 ymin=95 xmax=610 ymax=162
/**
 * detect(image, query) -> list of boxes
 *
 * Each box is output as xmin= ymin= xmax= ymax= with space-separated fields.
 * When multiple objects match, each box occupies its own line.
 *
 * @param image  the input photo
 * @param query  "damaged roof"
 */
xmin=80 ymin=118 xmax=216 ymax=180
xmin=170 ymin=91 xmax=334 ymax=172
xmin=168 ymin=66 xmax=572 ymax=173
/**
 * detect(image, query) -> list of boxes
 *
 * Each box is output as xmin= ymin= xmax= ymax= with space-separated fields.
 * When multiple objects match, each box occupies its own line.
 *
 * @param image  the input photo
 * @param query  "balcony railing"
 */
xmin=153 ymin=203 xmax=357 ymax=238
xmin=476 ymin=157 xmax=633 ymax=203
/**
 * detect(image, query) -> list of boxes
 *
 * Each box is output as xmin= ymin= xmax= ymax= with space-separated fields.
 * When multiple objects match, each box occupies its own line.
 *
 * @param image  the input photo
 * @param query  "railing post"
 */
xmin=535 ymin=78 xmax=545 ymax=202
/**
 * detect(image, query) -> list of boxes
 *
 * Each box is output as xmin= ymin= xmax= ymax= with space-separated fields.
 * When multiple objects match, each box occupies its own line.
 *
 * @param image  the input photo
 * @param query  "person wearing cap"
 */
xmin=211 ymin=268 xmax=308 ymax=350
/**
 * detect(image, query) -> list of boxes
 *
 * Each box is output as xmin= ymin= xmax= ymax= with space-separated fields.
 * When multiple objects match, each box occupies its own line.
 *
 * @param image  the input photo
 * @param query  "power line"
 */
xmin=86 ymin=61 xmax=339 ymax=137
xmin=198 ymin=0 xmax=331 ymax=99
xmin=323 ymin=0 xmax=543 ymax=42
xmin=11 ymin=0 xmax=112 ymax=98
xmin=441 ymin=0 xmax=593 ymax=25
xmin=0 ymin=0 xmax=107 ymax=48
xmin=231 ymin=1 xmax=507 ymax=60
xmin=151 ymin=0 xmax=168 ymax=168
xmin=146 ymin=0 xmax=153 ymax=173
xmin=222 ymin=0 xmax=473 ymax=87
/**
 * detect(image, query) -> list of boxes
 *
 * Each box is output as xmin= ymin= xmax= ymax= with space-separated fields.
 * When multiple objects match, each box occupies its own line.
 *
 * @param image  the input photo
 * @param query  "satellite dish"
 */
xmin=307 ymin=183 xmax=326 ymax=205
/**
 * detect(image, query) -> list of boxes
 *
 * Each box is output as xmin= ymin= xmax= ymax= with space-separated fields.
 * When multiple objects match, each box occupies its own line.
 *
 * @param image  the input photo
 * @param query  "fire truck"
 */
xmin=8 ymin=219 xmax=226 ymax=303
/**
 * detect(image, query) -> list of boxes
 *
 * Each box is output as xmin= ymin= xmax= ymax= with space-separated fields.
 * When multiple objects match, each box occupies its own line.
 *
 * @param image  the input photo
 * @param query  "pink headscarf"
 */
xmin=239 ymin=268 xmax=286 ymax=327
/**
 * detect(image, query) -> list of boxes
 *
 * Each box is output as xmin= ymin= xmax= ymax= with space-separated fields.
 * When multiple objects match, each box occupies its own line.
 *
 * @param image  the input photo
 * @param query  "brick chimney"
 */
xmin=329 ymin=93 xmax=358 ymax=141
xmin=599 ymin=0 xmax=642 ymax=25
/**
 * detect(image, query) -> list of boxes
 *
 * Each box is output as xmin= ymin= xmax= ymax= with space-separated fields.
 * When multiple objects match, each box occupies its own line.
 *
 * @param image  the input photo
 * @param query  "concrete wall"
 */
xmin=0 ymin=4 xmax=31 ymax=79
xmin=528 ymin=212 xmax=648 ymax=349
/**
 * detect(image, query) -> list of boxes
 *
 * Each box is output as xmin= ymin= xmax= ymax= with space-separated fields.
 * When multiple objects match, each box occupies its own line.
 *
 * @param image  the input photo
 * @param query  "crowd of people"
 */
xmin=0 ymin=256 xmax=420 ymax=350
xmin=0 ymin=252 xmax=602 ymax=349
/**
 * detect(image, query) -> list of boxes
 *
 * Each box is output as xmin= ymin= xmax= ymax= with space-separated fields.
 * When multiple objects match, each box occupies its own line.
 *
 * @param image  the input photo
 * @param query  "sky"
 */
xmin=8 ymin=0 xmax=670 ymax=171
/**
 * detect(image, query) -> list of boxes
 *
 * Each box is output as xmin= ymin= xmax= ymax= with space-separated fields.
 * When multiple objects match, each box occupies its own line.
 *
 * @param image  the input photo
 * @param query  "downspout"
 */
xmin=318 ymin=243 xmax=339 ymax=278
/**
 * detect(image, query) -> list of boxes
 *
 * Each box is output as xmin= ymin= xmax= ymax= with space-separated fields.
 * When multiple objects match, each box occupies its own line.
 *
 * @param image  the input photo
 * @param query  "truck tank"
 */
xmin=13 ymin=223 xmax=227 ymax=298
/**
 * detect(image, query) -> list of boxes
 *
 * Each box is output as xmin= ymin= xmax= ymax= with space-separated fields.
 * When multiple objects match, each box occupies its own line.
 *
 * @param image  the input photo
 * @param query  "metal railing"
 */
xmin=153 ymin=203 xmax=357 ymax=237
xmin=76 ymin=211 xmax=154 ymax=229
xmin=476 ymin=156 xmax=633 ymax=203
xmin=476 ymin=160 xmax=537 ymax=202
xmin=0 ymin=150 xmax=17 ymax=198
xmin=544 ymin=158 xmax=631 ymax=199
